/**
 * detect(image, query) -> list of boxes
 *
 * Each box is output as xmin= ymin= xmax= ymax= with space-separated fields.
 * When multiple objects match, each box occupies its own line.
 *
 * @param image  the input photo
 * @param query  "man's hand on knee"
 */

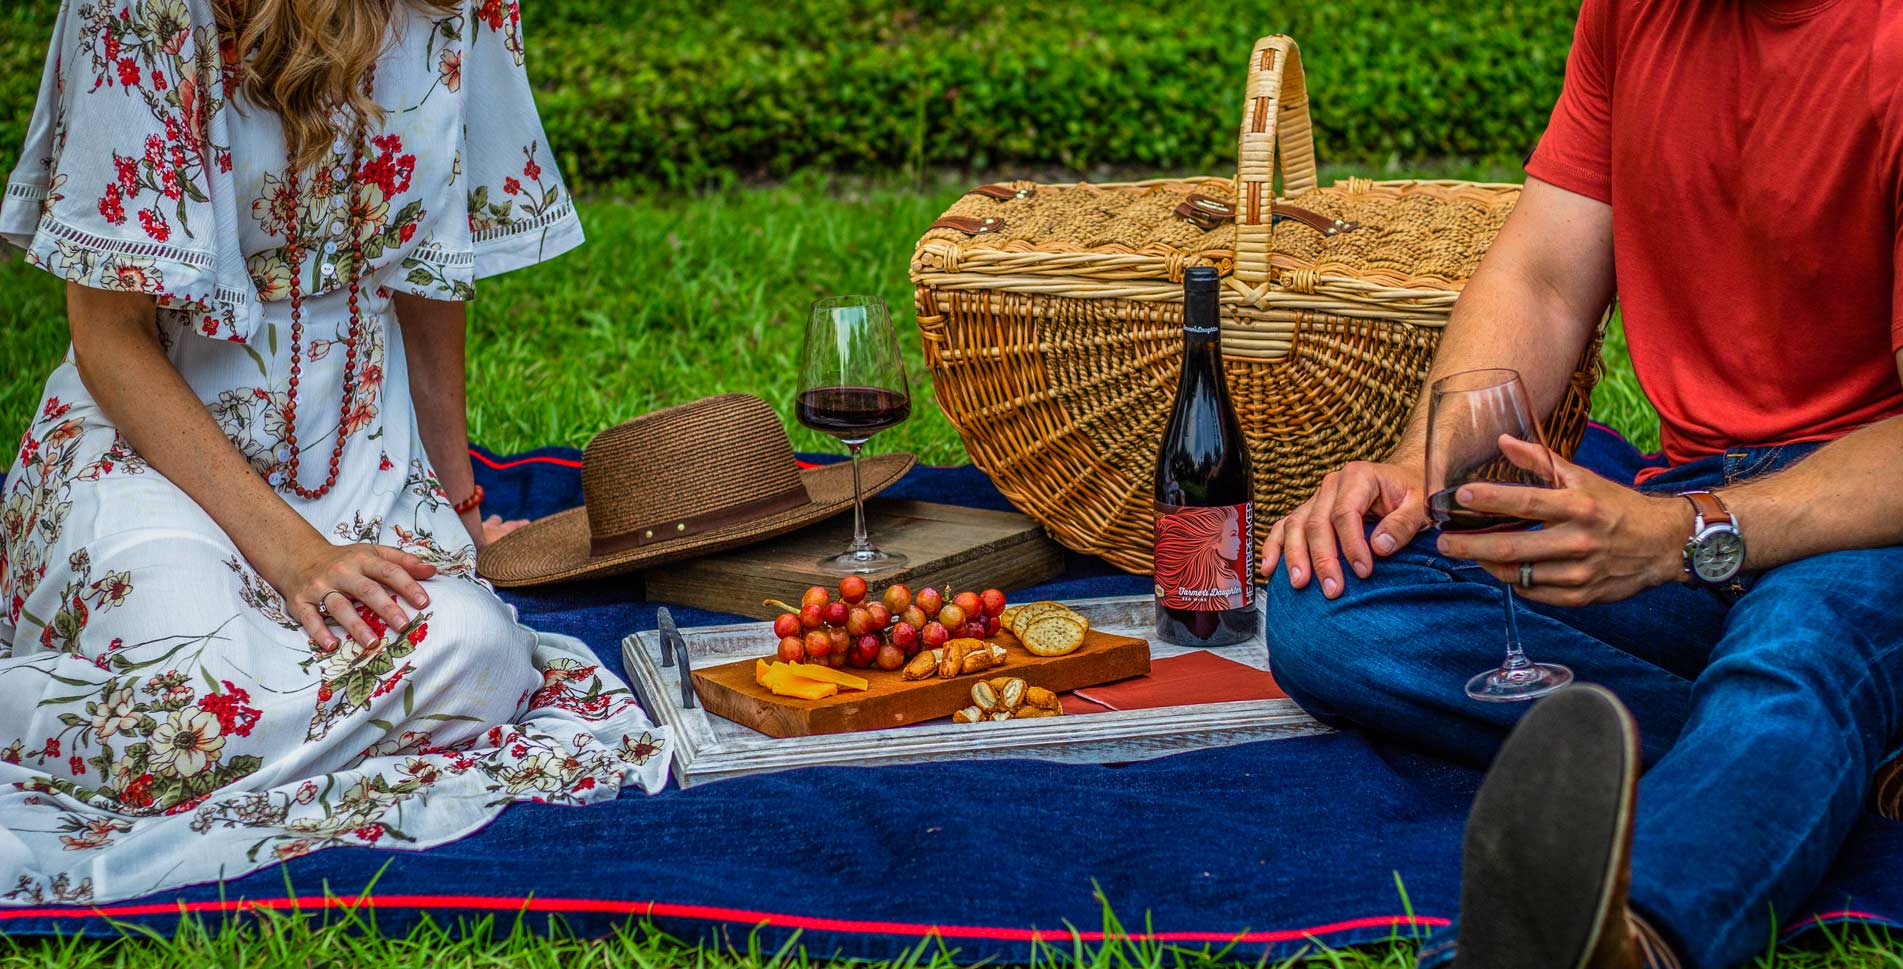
xmin=1260 ymin=460 xmax=1429 ymax=599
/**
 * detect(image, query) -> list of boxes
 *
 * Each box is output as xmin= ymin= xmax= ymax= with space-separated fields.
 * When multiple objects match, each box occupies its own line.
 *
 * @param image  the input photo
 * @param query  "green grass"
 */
xmin=0 ymin=890 xmax=1896 ymax=968
xmin=0 ymin=163 xmax=1662 ymax=465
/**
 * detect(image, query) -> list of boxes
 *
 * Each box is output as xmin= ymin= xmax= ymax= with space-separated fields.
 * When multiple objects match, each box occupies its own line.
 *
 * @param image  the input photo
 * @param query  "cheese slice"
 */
xmin=760 ymin=665 xmax=840 ymax=700
xmin=784 ymin=663 xmax=870 ymax=691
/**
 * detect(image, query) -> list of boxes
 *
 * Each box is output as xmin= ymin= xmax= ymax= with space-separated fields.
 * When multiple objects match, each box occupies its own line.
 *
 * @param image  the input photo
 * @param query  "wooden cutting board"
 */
xmin=643 ymin=500 xmax=1064 ymax=621
xmin=690 ymin=627 xmax=1152 ymax=738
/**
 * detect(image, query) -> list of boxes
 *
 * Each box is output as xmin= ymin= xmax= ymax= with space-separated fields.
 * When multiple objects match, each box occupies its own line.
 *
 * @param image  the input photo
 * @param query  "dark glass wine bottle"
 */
xmin=1153 ymin=266 xmax=1258 ymax=647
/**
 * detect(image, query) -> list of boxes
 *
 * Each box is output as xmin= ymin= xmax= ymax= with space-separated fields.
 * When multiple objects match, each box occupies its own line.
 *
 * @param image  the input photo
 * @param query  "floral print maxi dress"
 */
xmin=0 ymin=0 xmax=669 ymax=906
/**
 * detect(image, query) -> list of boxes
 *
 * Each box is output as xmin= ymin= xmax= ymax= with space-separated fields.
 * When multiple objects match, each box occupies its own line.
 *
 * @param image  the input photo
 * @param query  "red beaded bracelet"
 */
xmin=453 ymin=484 xmax=484 ymax=515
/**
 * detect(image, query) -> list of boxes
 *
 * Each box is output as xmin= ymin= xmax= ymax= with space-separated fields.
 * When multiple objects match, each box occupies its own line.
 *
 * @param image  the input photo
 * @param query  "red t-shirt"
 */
xmin=1527 ymin=0 xmax=1903 ymax=468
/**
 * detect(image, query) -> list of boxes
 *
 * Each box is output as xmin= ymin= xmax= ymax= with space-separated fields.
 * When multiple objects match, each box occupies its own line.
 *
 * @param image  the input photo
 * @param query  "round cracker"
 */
xmin=1020 ymin=615 xmax=1087 ymax=657
xmin=1009 ymin=601 xmax=1069 ymax=637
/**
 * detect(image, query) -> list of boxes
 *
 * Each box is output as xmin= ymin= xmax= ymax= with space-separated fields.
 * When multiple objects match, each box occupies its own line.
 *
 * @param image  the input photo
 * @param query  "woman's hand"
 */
xmin=460 ymin=508 xmax=527 ymax=549
xmin=1435 ymin=436 xmax=1692 ymax=606
xmin=269 ymin=537 xmax=437 ymax=648
xmin=1261 ymin=459 xmax=1429 ymax=598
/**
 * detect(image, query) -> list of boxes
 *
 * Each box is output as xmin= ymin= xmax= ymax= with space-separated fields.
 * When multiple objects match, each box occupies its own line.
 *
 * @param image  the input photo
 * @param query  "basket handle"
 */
xmin=1234 ymin=36 xmax=1320 ymax=286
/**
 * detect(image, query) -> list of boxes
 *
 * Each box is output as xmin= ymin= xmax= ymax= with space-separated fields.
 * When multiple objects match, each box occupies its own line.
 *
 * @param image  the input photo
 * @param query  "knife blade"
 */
xmin=656 ymin=607 xmax=695 ymax=709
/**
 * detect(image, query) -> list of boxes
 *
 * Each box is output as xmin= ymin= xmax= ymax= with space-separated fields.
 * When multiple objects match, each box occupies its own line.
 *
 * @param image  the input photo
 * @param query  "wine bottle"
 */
xmin=1153 ymin=266 xmax=1258 ymax=647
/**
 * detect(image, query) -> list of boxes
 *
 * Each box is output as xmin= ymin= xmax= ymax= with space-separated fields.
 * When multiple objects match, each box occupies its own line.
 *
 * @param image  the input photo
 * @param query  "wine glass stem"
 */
xmin=846 ymin=440 xmax=871 ymax=554
xmin=1500 ymin=584 xmax=1531 ymax=671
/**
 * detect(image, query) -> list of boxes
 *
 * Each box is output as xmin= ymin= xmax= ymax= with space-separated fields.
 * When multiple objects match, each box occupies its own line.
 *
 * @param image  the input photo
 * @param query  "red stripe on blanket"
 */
xmin=467 ymin=449 xmax=821 ymax=471
xmin=0 ymin=893 xmax=1447 ymax=942
xmin=469 ymin=450 xmax=583 ymax=470
xmin=1781 ymin=910 xmax=1900 ymax=936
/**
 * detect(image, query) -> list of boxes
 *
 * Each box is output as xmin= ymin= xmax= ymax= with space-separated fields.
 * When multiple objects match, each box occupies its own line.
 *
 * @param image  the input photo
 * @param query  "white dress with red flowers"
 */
xmin=0 ymin=0 xmax=669 ymax=907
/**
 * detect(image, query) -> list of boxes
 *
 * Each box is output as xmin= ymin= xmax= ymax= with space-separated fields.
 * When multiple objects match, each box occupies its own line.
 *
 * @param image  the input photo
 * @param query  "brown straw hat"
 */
xmin=478 ymin=394 xmax=915 ymax=586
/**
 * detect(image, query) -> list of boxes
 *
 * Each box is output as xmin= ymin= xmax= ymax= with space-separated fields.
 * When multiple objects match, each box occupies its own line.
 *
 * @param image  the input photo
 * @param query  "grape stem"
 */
xmin=762 ymin=598 xmax=801 ymax=616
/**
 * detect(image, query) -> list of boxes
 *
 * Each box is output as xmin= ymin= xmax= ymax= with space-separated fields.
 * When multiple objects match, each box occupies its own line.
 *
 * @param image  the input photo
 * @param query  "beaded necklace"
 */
xmin=268 ymin=68 xmax=375 ymax=501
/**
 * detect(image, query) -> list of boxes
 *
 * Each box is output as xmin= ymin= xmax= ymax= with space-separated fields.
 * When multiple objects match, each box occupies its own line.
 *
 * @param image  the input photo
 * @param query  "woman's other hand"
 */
xmin=460 ymin=508 xmax=526 ymax=549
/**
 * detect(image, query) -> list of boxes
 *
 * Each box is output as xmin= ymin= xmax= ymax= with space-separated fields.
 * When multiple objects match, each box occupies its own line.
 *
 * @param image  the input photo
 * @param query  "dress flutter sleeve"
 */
xmin=388 ymin=1 xmax=583 ymax=302
xmin=462 ymin=3 xmax=583 ymax=277
xmin=1 ymin=0 xmax=261 ymax=342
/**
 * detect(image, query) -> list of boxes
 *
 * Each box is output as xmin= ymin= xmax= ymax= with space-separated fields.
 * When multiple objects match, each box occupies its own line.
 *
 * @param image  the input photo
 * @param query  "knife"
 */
xmin=656 ymin=607 xmax=695 ymax=709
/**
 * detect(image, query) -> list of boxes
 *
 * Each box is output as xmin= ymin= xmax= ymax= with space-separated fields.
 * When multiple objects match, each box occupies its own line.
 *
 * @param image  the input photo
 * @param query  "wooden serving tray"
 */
xmin=624 ymin=594 xmax=1327 ymax=788
xmin=690 ymin=628 xmax=1150 ymax=738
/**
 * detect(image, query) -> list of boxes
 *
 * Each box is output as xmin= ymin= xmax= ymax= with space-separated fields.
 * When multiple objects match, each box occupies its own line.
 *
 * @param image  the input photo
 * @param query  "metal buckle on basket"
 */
xmin=1271 ymin=205 xmax=1361 ymax=236
xmin=970 ymin=183 xmax=1036 ymax=202
xmin=1174 ymin=194 xmax=1236 ymax=230
xmin=929 ymin=215 xmax=1006 ymax=235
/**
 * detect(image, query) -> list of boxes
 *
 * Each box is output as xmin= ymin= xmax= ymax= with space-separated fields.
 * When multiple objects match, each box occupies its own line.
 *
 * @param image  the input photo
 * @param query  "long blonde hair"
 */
xmin=216 ymin=0 xmax=460 ymax=170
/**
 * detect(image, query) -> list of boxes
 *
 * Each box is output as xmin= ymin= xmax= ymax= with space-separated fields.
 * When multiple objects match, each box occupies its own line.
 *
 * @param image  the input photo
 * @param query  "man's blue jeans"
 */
xmin=1262 ymin=444 xmax=1903 ymax=969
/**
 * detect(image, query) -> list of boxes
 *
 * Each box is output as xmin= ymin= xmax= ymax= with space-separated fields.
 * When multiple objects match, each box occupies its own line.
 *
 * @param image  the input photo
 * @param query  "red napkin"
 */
xmin=1062 ymin=650 xmax=1286 ymax=714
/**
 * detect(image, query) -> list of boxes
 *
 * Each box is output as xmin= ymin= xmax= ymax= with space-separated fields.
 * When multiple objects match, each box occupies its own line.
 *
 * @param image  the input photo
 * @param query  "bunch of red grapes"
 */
xmin=774 ymin=576 xmax=1009 ymax=671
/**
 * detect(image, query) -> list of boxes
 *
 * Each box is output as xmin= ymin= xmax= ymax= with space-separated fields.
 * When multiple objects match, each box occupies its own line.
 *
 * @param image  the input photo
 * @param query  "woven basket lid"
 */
xmin=916 ymin=178 xmax=1515 ymax=293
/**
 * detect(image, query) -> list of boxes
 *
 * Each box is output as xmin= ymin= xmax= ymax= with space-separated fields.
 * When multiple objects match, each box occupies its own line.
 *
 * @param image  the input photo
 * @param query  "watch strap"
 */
xmin=1681 ymin=490 xmax=1731 ymax=529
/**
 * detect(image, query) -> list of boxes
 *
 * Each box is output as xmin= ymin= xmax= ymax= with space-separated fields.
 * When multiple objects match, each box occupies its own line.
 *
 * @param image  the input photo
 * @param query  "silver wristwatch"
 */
xmin=1679 ymin=490 xmax=1745 ymax=586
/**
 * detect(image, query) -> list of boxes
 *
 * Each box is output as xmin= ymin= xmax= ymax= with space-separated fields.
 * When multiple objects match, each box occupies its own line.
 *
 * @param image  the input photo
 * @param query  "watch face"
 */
xmin=1692 ymin=529 xmax=1746 ymax=581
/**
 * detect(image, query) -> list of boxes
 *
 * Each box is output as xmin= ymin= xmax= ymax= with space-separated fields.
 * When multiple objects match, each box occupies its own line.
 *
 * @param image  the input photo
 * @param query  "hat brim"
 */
xmin=476 ymin=452 xmax=917 ymax=587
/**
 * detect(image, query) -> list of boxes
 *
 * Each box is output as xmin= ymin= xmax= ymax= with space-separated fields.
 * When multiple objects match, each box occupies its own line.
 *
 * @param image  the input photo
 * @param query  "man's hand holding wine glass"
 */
xmin=1433 ymin=436 xmax=1693 ymax=608
xmin=1259 ymin=437 xmax=1696 ymax=609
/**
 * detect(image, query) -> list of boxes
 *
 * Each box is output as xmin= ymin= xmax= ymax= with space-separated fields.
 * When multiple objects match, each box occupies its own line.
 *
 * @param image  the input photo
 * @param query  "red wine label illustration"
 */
xmin=1153 ymin=502 xmax=1253 ymax=611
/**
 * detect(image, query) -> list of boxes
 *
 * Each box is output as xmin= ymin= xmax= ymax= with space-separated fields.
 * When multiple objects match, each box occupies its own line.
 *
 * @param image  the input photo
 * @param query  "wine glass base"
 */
xmin=1466 ymin=662 xmax=1574 ymax=703
xmin=815 ymin=548 xmax=908 ymax=576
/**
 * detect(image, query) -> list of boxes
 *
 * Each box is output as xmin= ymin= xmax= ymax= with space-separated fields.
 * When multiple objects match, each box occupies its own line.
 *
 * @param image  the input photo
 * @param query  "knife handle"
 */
xmin=676 ymin=635 xmax=696 ymax=709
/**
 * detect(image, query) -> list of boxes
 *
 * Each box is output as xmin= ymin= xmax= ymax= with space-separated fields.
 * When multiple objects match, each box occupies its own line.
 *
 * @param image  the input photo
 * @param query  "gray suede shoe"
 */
xmin=1454 ymin=684 xmax=1668 ymax=969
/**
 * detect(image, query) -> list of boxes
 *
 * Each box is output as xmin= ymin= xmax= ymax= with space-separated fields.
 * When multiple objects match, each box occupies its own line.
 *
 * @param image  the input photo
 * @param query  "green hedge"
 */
xmin=3 ymin=0 xmax=1579 ymax=190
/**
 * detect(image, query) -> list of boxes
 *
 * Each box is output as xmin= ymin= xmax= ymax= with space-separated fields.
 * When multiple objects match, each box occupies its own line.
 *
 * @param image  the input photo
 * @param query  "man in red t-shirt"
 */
xmin=1259 ymin=2 xmax=1903 ymax=967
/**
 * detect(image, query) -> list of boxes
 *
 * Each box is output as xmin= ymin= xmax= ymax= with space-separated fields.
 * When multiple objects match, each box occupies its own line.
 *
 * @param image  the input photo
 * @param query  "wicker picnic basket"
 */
xmin=910 ymin=35 xmax=1604 ymax=574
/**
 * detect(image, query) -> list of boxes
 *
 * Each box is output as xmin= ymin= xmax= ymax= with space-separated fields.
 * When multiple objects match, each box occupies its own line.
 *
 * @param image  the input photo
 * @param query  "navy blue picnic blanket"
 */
xmin=3 ymin=424 xmax=1899 ymax=959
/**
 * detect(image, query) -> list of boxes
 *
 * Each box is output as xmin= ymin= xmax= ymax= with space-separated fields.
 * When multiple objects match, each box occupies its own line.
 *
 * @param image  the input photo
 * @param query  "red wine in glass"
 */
xmin=796 ymin=386 xmax=912 ymax=439
xmin=1425 ymin=368 xmax=1573 ymax=702
xmin=1427 ymin=486 xmax=1539 ymax=534
xmin=797 ymin=295 xmax=912 ymax=575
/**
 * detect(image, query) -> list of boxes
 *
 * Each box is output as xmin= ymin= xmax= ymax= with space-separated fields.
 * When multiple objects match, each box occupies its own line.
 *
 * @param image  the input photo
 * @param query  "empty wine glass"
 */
xmin=1425 ymin=368 xmax=1574 ymax=702
xmin=796 ymin=295 xmax=912 ymax=575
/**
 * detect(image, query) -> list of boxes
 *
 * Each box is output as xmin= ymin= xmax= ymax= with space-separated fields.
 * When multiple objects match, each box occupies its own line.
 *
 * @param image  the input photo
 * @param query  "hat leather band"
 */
xmin=588 ymin=485 xmax=810 ymax=557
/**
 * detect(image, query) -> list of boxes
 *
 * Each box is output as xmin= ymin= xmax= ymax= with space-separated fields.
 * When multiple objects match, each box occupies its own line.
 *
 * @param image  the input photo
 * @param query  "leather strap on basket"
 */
xmin=967 ymin=182 xmax=1036 ymax=201
xmin=1272 ymin=205 xmax=1359 ymax=236
xmin=1175 ymin=193 xmax=1359 ymax=236
xmin=1235 ymin=36 xmax=1320 ymax=286
xmin=931 ymin=215 xmax=1006 ymax=235
xmin=1176 ymin=194 xmax=1237 ymax=230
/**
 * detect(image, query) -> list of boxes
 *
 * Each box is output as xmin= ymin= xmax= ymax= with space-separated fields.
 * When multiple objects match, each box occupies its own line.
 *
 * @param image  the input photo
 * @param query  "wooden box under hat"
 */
xmin=642 ymin=499 xmax=1063 ymax=620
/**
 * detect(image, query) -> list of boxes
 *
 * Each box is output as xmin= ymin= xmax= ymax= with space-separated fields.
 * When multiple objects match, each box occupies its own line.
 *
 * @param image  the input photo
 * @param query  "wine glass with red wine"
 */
xmin=1425 ymin=368 xmax=1574 ymax=702
xmin=797 ymin=295 xmax=912 ymax=575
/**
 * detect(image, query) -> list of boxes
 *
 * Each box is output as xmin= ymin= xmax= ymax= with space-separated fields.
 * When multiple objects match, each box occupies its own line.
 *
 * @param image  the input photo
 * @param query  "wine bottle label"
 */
xmin=1153 ymin=502 xmax=1254 ymax=611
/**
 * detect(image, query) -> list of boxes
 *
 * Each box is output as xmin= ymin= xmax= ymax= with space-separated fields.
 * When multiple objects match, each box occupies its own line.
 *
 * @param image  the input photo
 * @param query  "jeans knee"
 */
xmin=1263 ymin=563 xmax=1374 ymax=720
xmin=1263 ymin=563 xmax=1329 ymax=670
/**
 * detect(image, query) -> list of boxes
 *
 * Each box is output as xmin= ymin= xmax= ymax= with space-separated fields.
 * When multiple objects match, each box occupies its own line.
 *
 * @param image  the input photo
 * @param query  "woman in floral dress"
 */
xmin=0 ymin=0 xmax=668 ymax=906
